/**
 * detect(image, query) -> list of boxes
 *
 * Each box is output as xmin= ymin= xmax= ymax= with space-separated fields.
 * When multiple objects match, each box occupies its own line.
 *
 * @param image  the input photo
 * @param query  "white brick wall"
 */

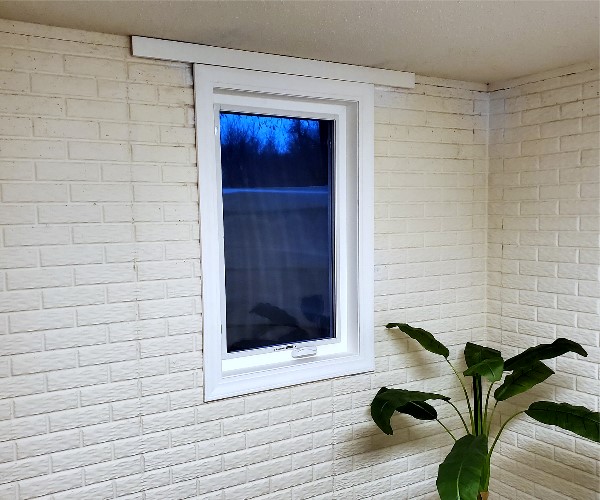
xmin=0 ymin=17 xmax=597 ymax=500
xmin=488 ymin=62 xmax=600 ymax=500
xmin=0 ymin=19 xmax=488 ymax=499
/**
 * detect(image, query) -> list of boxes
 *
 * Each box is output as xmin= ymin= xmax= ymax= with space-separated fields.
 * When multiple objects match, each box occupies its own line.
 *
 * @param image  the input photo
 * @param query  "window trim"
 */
xmin=132 ymin=36 xmax=415 ymax=88
xmin=195 ymin=64 xmax=374 ymax=401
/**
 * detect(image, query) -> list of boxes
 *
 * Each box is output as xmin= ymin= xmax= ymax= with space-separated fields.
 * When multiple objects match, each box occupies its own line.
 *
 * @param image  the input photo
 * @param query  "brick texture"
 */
xmin=487 ymin=62 xmax=600 ymax=500
xmin=0 ymin=17 xmax=598 ymax=500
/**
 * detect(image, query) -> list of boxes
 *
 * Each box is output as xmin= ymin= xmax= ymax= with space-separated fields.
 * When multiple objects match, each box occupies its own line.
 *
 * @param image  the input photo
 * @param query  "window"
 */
xmin=195 ymin=65 xmax=374 ymax=401
xmin=220 ymin=112 xmax=335 ymax=353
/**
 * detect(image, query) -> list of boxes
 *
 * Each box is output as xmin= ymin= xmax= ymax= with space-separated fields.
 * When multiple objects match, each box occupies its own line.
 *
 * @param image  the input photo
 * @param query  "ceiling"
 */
xmin=0 ymin=1 xmax=598 ymax=84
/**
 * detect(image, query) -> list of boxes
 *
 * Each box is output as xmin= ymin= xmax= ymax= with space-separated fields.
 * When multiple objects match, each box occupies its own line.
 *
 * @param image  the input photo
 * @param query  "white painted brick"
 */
xmin=171 ymin=421 xmax=220 ymax=447
xmin=70 ymin=183 xmax=131 ymax=202
xmin=560 ymin=132 xmax=600 ymax=151
xmin=33 ymin=118 xmax=98 ymax=139
xmin=38 ymin=204 xmax=101 ymax=223
xmin=540 ymin=118 xmax=581 ymax=138
xmin=165 ymin=241 xmax=201 ymax=260
xmin=78 ymin=339 xmax=137 ymax=364
xmin=162 ymin=165 xmax=197 ymax=184
xmin=160 ymin=126 xmax=195 ymax=145
xmin=63 ymin=54 xmax=126 ymax=78
xmin=128 ymin=62 xmax=190 ymax=86
xmin=139 ymin=334 xmax=193 ymax=358
xmin=0 ymin=290 xmax=40 ymax=313
xmin=0 ymin=161 xmax=34 ymax=181
xmin=140 ymin=370 xmax=194 ymax=396
xmin=14 ymin=390 xmax=78 ymax=417
xmin=112 ymin=431 xmax=169 ymax=459
xmin=137 ymin=297 xmax=195 ymax=320
xmin=0 ymin=456 xmax=49 ymax=484
xmin=98 ymin=80 xmax=157 ymax=101
xmin=561 ymin=98 xmax=599 ymax=118
xmin=102 ymin=202 xmax=162 ymax=222
xmin=0 ymin=68 xmax=30 ymax=91
xmin=47 ymin=365 xmax=109 ymax=391
xmin=108 ymin=319 xmax=165 ymax=342
xmin=0 ymin=204 xmax=35 ymax=225
xmin=0 ymin=415 xmax=47 ymax=443
xmin=50 ymin=405 xmax=110 ymax=432
xmin=7 ymin=268 xmax=72 ymax=290
xmin=80 ymin=380 xmax=139 ymax=406
xmin=1 ymin=332 xmax=44 ymax=357
xmin=9 ymin=353 xmax=68 ymax=384
xmin=80 ymin=418 xmax=139 ymax=447
xmin=144 ymin=479 xmax=197 ymax=500
xmin=68 ymin=141 xmax=129 ymax=161
xmin=36 ymin=161 xmax=99 ymax=181
xmin=31 ymin=73 xmax=97 ymax=96
xmin=84 ymin=455 xmax=142 ymax=484
xmin=17 ymin=428 xmax=80 ymax=459
xmin=73 ymin=224 xmax=133 ymax=243
xmin=112 ymin=393 xmax=169 ymax=420
xmin=158 ymin=86 xmax=194 ymax=105
xmin=110 ymin=358 xmax=167 ymax=380
xmin=40 ymin=245 xmax=103 ymax=266
xmin=0 ymin=139 xmax=65 ymax=159
xmin=76 ymin=301 xmax=137 ymax=328
xmin=10 ymin=308 xmax=74 ymax=333
xmin=198 ymin=468 xmax=248 ymax=495
xmin=100 ymin=122 xmax=159 ymax=142
xmin=134 ymin=183 xmax=190 ymax=201
xmin=107 ymin=281 xmax=164 ymax=303
xmin=131 ymin=144 xmax=190 ymax=163
xmin=19 ymin=470 xmax=82 ymax=499
xmin=115 ymin=468 xmax=171 ymax=496
xmin=0 ymin=94 xmax=64 ymax=116
xmin=130 ymin=103 xmax=186 ymax=124
xmin=0 ymin=116 xmax=32 ymax=137
xmin=75 ymin=263 xmax=135 ymax=285
xmin=42 ymin=285 xmax=104 ymax=308
xmin=52 ymin=443 xmax=112 ymax=472
xmin=2 ymin=182 xmax=68 ymax=202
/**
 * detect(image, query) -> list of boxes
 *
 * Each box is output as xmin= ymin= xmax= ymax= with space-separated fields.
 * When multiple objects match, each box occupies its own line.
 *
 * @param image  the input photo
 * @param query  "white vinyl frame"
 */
xmin=195 ymin=64 xmax=374 ymax=401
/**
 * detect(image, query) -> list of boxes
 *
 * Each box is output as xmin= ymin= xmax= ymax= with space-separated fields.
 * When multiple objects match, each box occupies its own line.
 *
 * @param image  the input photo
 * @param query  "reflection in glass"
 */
xmin=220 ymin=112 xmax=334 ymax=352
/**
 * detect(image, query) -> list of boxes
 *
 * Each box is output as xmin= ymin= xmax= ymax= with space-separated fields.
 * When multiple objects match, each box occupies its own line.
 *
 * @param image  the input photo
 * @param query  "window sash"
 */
xmin=214 ymin=96 xmax=350 ymax=368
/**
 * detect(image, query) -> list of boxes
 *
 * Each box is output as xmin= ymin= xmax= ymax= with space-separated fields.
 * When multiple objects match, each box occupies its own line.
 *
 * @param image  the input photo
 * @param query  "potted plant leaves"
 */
xmin=370 ymin=323 xmax=600 ymax=500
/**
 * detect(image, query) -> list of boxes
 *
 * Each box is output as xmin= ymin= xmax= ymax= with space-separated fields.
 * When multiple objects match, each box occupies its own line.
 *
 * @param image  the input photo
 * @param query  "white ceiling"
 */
xmin=0 ymin=1 xmax=598 ymax=84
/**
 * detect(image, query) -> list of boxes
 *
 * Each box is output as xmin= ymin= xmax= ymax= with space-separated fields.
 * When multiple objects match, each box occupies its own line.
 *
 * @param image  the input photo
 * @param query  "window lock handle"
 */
xmin=291 ymin=346 xmax=318 ymax=358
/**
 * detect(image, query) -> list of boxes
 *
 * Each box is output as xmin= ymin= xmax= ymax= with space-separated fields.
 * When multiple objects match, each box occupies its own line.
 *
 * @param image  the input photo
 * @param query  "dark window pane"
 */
xmin=220 ymin=112 xmax=334 ymax=353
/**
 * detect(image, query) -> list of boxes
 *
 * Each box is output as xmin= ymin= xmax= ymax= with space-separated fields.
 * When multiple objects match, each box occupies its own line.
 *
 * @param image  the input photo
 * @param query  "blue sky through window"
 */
xmin=220 ymin=112 xmax=320 ymax=154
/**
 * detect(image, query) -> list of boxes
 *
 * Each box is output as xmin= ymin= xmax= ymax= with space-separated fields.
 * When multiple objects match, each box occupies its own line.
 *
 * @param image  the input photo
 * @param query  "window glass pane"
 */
xmin=220 ymin=112 xmax=334 ymax=353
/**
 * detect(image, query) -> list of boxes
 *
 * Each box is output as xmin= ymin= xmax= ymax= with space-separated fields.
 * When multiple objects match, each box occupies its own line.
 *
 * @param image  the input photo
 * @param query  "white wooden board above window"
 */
xmin=132 ymin=37 xmax=414 ymax=401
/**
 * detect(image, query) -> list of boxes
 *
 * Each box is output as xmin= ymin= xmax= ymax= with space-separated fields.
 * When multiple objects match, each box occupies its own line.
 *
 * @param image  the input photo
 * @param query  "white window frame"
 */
xmin=195 ymin=64 xmax=375 ymax=401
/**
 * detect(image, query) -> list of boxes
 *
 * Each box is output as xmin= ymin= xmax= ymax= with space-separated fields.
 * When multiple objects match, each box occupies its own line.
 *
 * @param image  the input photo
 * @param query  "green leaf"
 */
xmin=386 ymin=323 xmax=449 ymax=358
xmin=504 ymin=338 xmax=587 ymax=371
xmin=464 ymin=357 xmax=504 ymax=383
xmin=436 ymin=434 xmax=488 ymax=500
xmin=464 ymin=342 xmax=502 ymax=368
xmin=397 ymin=401 xmax=438 ymax=420
xmin=494 ymin=361 xmax=554 ymax=401
xmin=370 ymin=387 xmax=450 ymax=435
xmin=526 ymin=401 xmax=600 ymax=443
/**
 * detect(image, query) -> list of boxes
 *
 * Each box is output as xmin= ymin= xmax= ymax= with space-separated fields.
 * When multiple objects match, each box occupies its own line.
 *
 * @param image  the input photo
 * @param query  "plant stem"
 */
xmin=436 ymin=419 xmax=457 ymax=441
xmin=444 ymin=400 xmax=470 ymax=434
xmin=445 ymin=359 xmax=474 ymax=433
xmin=486 ymin=401 xmax=498 ymax=436
xmin=483 ymin=382 xmax=495 ymax=434
xmin=473 ymin=375 xmax=483 ymax=435
xmin=488 ymin=410 xmax=525 ymax=457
